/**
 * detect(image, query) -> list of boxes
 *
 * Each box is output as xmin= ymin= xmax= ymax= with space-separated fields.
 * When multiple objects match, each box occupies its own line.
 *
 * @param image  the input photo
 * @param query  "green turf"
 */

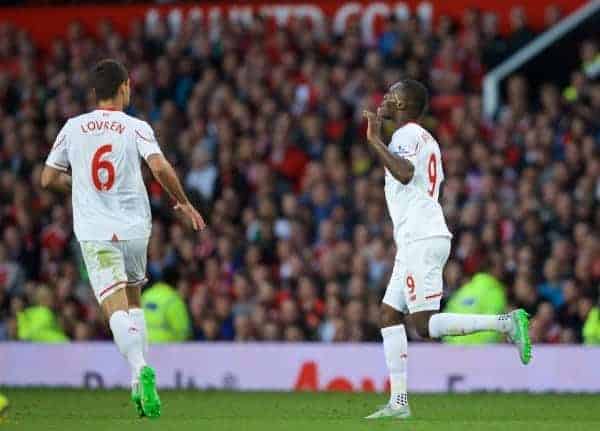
xmin=1 ymin=388 xmax=599 ymax=430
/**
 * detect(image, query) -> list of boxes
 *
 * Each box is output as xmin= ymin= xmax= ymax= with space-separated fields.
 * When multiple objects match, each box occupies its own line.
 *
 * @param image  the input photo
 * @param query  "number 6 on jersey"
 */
xmin=92 ymin=144 xmax=115 ymax=191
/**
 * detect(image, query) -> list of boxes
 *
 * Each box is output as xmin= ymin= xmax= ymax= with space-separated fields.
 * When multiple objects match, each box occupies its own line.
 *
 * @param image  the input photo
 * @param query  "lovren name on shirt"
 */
xmin=81 ymin=120 xmax=125 ymax=134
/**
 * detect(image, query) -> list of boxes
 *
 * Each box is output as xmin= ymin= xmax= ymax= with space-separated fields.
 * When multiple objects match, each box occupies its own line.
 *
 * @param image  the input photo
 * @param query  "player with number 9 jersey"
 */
xmin=382 ymin=121 xmax=452 ymax=316
xmin=384 ymin=122 xmax=452 ymax=245
xmin=363 ymin=79 xmax=531 ymax=421
xmin=46 ymin=110 xmax=161 ymax=242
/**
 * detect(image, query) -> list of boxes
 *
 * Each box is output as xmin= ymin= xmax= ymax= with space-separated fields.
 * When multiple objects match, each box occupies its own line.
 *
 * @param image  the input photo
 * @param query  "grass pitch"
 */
xmin=1 ymin=388 xmax=599 ymax=430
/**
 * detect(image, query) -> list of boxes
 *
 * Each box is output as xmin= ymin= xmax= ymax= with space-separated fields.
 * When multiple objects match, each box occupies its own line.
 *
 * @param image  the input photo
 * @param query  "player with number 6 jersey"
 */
xmin=362 ymin=79 xmax=532 ymax=420
xmin=41 ymin=59 xmax=206 ymax=419
xmin=47 ymin=108 xmax=160 ymax=242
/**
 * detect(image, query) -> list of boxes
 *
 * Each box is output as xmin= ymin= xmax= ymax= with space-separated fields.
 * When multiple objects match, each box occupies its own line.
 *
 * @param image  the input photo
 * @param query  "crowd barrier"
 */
xmin=1 ymin=343 xmax=598 ymax=392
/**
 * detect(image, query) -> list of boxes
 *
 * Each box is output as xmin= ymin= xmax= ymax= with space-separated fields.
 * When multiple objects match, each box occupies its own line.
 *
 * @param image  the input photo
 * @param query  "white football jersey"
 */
xmin=384 ymin=122 xmax=452 ymax=243
xmin=45 ymin=109 xmax=162 ymax=241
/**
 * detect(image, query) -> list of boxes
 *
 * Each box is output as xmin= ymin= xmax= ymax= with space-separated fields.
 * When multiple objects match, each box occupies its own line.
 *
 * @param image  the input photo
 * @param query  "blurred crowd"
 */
xmin=0 ymin=6 xmax=599 ymax=344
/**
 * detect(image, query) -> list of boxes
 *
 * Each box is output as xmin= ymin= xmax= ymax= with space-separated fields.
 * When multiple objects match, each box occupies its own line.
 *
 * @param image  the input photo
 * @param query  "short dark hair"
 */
xmin=90 ymin=59 xmax=128 ymax=101
xmin=392 ymin=79 xmax=429 ymax=119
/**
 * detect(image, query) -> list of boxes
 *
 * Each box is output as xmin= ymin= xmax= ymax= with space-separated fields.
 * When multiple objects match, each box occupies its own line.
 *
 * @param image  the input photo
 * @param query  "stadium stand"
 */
xmin=0 ymin=6 xmax=598 ymax=344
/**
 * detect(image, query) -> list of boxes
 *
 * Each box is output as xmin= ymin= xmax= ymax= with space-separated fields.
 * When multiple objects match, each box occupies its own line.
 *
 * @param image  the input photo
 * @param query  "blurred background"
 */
xmin=0 ymin=0 xmax=598 ymax=353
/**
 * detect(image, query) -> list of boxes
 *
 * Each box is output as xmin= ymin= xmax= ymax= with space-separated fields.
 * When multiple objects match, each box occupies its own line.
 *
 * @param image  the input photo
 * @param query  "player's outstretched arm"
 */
xmin=40 ymin=166 xmax=72 ymax=192
xmin=146 ymin=154 xmax=206 ymax=231
xmin=363 ymin=110 xmax=414 ymax=184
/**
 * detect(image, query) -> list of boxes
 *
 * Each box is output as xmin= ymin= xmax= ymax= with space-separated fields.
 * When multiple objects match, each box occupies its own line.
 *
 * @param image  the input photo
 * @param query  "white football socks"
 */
xmin=109 ymin=310 xmax=146 ymax=384
xmin=428 ymin=313 xmax=512 ymax=338
xmin=381 ymin=324 xmax=408 ymax=408
xmin=129 ymin=308 xmax=148 ymax=354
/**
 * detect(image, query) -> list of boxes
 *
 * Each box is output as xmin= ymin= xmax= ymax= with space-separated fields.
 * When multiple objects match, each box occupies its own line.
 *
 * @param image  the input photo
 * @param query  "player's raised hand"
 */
xmin=363 ymin=110 xmax=382 ymax=143
xmin=174 ymin=202 xmax=206 ymax=231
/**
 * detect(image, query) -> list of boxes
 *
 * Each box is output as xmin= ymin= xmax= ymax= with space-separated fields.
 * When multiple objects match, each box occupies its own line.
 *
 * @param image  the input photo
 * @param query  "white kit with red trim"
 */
xmin=381 ymin=122 xmax=453 ymax=313
xmin=46 ymin=109 xmax=162 ymax=241
xmin=384 ymin=122 xmax=452 ymax=244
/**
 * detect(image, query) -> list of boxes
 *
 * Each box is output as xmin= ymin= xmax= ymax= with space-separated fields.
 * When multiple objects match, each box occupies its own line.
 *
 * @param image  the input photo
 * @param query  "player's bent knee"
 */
xmin=101 ymin=288 xmax=130 ymax=320
xmin=408 ymin=310 xmax=436 ymax=338
xmin=125 ymin=285 xmax=142 ymax=308
xmin=415 ymin=321 xmax=430 ymax=338
xmin=379 ymin=304 xmax=404 ymax=329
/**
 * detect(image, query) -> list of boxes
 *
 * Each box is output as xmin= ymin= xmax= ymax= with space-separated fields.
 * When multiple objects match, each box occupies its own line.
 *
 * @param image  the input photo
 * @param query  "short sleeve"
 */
xmin=46 ymin=122 xmax=70 ymax=172
xmin=134 ymin=121 xmax=162 ymax=160
xmin=390 ymin=127 xmax=420 ymax=166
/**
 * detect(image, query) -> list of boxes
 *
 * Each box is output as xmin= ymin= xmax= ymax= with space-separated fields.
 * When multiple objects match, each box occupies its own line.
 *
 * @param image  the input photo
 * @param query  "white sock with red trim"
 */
xmin=129 ymin=308 xmax=148 ymax=354
xmin=109 ymin=310 xmax=146 ymax=383
xmin=428 ymin=313 xmax=512 ymax=338
xmin=381 ymin=324 xmax=408 ymax=409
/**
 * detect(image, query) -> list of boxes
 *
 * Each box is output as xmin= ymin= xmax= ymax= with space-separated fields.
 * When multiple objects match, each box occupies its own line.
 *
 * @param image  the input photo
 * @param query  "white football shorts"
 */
xmin=383 ymin=236 xmax=451 ymax=314
xmin=80 ymin=238 xmax=149 ymax=303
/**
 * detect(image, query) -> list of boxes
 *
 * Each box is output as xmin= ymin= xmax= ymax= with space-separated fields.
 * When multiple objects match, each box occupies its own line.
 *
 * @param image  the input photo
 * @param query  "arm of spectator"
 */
xmin=41 ymin=166 xmax=72 ymax=192
xmin=363 ymin=110 xmax=414 ymax=184
xmin=146 ymin=154 xmax=206 ymax=231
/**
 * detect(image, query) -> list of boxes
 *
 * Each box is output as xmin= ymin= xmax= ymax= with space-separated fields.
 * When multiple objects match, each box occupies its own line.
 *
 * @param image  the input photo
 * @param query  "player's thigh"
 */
xmin=80 ymin=240 xmax=128 ymax=305
xmin=382 ymin=253 xmax=409 ymax=315
xmin=405 ymin=237 xmax=451 ymax=314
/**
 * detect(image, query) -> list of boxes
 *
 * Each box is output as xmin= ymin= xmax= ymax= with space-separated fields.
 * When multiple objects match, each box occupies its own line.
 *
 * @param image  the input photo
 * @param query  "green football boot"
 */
xmin=508 ymin=309 xmax=532 ymax=365
xmin=131 ymin=383 xmax=144 ymax=418
xmin=139 ymin=366 xmax=161 ymax=418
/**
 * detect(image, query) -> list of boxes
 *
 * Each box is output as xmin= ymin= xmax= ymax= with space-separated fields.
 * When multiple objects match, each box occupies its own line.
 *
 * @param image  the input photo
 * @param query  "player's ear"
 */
xmin=119 ymin=79 xmax=129 ymax=95
xmin=118 ymin=80 xmax=130 ymax=103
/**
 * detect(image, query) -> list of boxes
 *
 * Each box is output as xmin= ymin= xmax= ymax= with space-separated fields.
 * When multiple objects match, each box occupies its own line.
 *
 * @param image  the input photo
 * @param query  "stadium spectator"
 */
xmin=0 ymin=8 xmax=598 ymax=346
xmin=583 ymin=306 xmax=600 ymax=344
xmin=16 ymin=286 xmax=68 ymax=343
xmin=506 ymin=7 xmax=536 ymax=56
xmin=142 ymin=279 xmax=191 ymax=343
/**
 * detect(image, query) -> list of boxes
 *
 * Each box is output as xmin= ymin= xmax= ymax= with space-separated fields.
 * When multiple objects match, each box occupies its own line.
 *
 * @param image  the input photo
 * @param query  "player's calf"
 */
xmin=426 ymin=310 xmax=532 ymax=364
xmin=102 ymin=289 xmax=151 ymax=416
xmin=428 ymin=312 xmax=513 ymax=338
xmin=374 ymin=304 xmax=410 ymax=419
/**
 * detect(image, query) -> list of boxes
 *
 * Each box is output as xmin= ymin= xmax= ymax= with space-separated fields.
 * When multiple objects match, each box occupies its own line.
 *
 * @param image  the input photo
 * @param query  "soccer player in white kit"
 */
xmin=41 ymin=59 xmax=205 ymax=418
xmin=363 ymin=80 xmax=532 ymax=419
